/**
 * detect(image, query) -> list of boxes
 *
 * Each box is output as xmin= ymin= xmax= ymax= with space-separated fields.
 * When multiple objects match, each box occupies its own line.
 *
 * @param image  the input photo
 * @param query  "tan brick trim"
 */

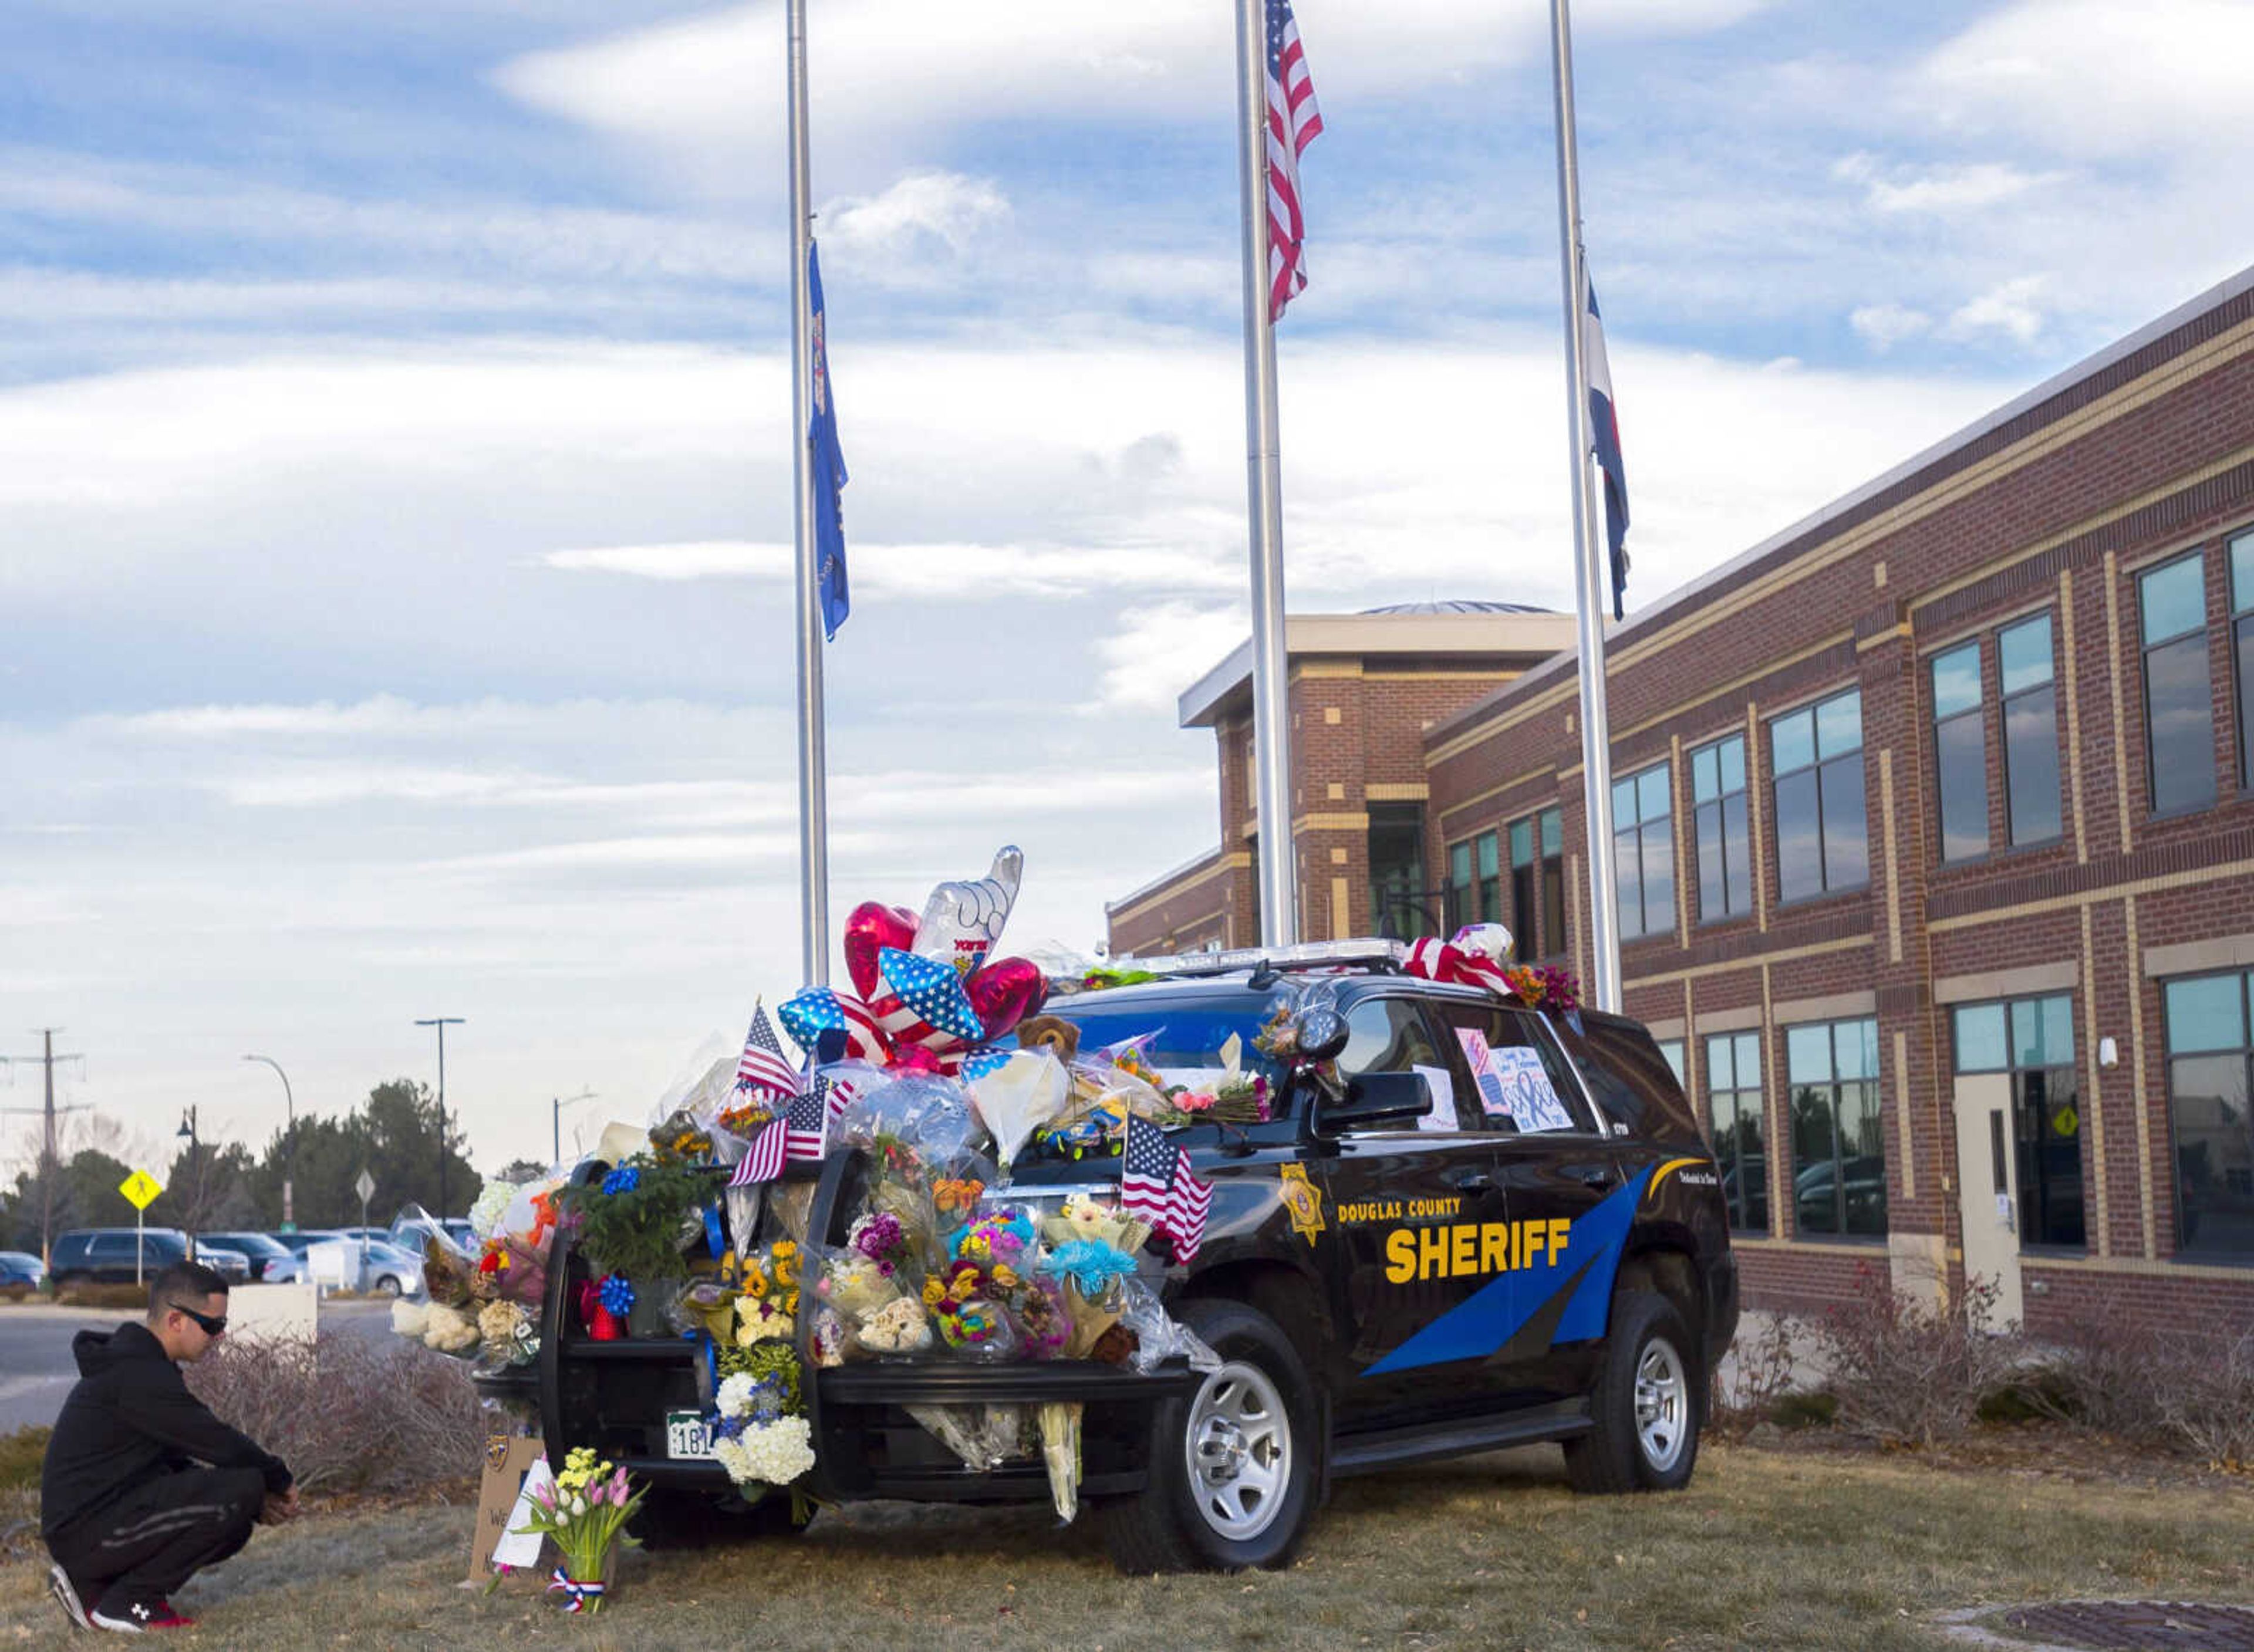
xmin=2103 ymin=550 xmax=2133 ymax=854
xmin=2140 ymin=931 xmax=2254 ymax=977
xmin=1671 ymin=734 xmax=1691 ymax=949
xmin=1747 ymin=702 xmax=1770 ymax=933
xmin=1729 ymin=1238 xmax=1899 ymax=1258
xmin=1761 ymin=964 xmax=1786 ymax=1237
xmin=1434 ymin=766 xmax=1558 ymax=823
xmin=1643 ymin=1017 xmax=1687 ymax=1040
xmin=1931 ymin=960 xmax=2081 ymax=1004
xmin=1626 ymin=932 xmax=1870 ymax=992
xmin=2078 ymin=903 xmax=2111 ymax=1256
xmin=1893 ymin=1029 xmax=1915 ymax=1202
xmin=1365 ymin=782 xmax=1430 ymax=801
xmin=1880 ymin=749 xmax=1903 ymax=965
xmin=1291 ymin=812 xmax=1371 ymax=833
xmin=1695 ymin=1004 xmax=1766 ymax=1033
xmin=1329 ymin=877 xmax=1350 ymax=942
xmin=2021 ymin=1255 xmax=2254 ymax=1283
xmin=1925 ymin=853 xmax=2254 ymax=933
xmin=2125 ymin=895 xmax=2155 ymax=1259
xmin=1772 ymin=989 xmax=1880 ymax=1026
xmin=1291 ymin=661 xmax=1364 ymax=680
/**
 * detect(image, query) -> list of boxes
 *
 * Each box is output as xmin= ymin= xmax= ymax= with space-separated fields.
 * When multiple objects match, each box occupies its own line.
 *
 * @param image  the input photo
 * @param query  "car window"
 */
xmin=1554 ymin=1014 xmax=1705 ymax=1144
xmin=89 ymin=1234 xmax=132 ymax=1259
xmin=1436 ymin=1002 xmax=1595 ymax=1134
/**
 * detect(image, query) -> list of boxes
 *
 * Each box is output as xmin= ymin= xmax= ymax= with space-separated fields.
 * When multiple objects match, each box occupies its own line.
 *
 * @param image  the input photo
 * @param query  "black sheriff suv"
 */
xmin=525 ymin=941 xmax=1738 ymax=1573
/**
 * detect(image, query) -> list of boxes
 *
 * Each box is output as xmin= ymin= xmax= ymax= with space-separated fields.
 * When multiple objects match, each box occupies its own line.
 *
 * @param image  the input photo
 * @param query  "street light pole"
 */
xmin=175 ymin=1105 xmax=198 ymax=1249
xmin=242 ymin=1054 xmax=295 ymax=1228
xmin=552 ymin=1089 xmax=596 ymax=1165
xmin=414 ymin=1018 xmax=464 ymax=1217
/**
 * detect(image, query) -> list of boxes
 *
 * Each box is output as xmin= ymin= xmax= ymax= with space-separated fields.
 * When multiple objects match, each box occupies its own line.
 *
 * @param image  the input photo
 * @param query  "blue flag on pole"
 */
xmin=808 ymin=241 xmax=850 ymax=638
xmin=1582 ymin=278 xmax=1629 ymax=619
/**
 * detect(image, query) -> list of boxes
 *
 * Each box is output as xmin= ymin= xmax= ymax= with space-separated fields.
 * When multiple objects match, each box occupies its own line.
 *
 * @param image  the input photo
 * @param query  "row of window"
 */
xmin=1651 ymin=969 xmax=2254 ymax=1259
xmin=1445 ymin=526 xmax=2254 ymax=951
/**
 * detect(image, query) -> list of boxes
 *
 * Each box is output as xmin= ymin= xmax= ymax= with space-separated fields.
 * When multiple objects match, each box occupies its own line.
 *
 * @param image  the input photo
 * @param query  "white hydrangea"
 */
xmin=716 ymin=1373 xmax=758 ymax=1420
xmin=468 ymin=1179 xmax=519 ymax=1241
xmin=712 ymin=1417 xmax=815 ymax=1490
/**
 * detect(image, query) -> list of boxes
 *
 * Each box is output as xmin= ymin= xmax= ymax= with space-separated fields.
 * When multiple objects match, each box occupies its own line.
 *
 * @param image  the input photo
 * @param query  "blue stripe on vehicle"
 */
xmin=1363 ymin=1165 xmax=1651 ymax=1375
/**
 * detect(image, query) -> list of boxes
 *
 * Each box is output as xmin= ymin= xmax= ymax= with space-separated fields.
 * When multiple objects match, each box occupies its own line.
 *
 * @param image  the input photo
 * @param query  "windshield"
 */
xmin=1054 ymin=1002 xmax=1288 ymax=1091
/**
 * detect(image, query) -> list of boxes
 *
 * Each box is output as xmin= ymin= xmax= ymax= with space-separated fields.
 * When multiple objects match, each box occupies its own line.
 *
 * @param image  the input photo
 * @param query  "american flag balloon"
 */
xmin=870 ymin=945 xmax=984 ymax=1057
xmin=778 ymin=985 xmax=887 ymax=1065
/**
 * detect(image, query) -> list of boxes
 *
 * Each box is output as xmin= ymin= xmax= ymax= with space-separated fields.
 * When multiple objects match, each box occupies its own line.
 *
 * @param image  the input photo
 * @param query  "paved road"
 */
xmin=0 ymin=1300 xmax=394 ymax=1434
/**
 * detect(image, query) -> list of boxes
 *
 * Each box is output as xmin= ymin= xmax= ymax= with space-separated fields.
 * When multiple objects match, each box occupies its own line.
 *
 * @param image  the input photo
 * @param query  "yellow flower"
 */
xmin=992 ymin=1265 xmax=1019 ymax=1291
xmin=921 ymin=1278 xmax=945 ymax=1308
xmin=782 ymin=1290 xmax=799 ymax=1316
xmin=772 ymin=1239 xmax=798 ymax=1261
xmin=743 ymin=1267 xmax=769 ymax=1300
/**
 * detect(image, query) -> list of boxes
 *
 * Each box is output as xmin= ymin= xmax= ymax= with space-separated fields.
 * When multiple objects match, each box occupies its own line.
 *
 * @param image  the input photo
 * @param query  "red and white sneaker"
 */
xmin=89 ymin=1597 xmax=197 ymax=1633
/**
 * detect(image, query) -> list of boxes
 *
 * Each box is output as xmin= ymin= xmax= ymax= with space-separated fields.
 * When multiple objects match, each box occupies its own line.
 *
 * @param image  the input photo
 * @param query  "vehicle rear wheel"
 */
xmin=1564 ymin=1290 xmax=1702 ymax=1495
xmin=1096 ymin=1298 xmax=1321 ymax=1575
xmin=374 ymin=1275 xmax=402 ymax=1298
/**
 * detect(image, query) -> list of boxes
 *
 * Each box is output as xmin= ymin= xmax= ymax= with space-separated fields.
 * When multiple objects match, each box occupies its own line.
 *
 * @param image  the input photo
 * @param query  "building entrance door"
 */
xmin=1952 ymin=1072 xmax=2024 ymax=1324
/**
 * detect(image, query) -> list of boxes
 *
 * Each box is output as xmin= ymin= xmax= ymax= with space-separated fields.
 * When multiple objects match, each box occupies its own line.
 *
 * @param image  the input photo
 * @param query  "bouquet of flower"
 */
xmin=511 ymin=1447 xmax=645 ymax=1614
xmin=1502 ymin=962 xmax=1580 ymax=1014
xmin=710 ymin=1351 xmax=816 ymax=1494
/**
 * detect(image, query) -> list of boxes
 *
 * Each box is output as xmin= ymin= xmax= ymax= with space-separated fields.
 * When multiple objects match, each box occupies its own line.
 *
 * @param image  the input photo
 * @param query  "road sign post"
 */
xmin=119 ymin=1169 xmax=163 ymax=1287
xmin=355 ymin=1168 xmax=376 ymax=1287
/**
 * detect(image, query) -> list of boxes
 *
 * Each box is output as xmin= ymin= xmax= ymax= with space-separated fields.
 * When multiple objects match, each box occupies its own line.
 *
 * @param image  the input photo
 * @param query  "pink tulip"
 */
xmin=609 ymin=1468 xmax=630 ymax=1502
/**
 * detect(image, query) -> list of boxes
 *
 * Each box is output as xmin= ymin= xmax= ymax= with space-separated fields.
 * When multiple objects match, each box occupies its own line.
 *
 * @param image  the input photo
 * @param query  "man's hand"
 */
xmin=258 ymin=1487 xmax=300 ymax=1525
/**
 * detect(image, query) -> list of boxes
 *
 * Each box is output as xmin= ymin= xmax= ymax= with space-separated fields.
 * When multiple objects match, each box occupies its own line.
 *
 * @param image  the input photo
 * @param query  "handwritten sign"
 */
xmin=1454 ymin=1029 xmax=1575 ymax=1133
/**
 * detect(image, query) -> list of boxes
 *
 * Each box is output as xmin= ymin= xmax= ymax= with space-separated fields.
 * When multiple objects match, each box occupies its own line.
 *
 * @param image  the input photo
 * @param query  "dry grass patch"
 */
xmin=2 ymin=1443 xmax=2248 ymax=1650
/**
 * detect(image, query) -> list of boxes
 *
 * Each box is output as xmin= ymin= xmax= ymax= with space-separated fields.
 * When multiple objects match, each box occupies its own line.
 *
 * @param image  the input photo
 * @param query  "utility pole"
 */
xmin=242 ymin=1055 xmax=296 ymax=1228
xmin=414 ymin=1018 xmax=464 ymax=1217
xmin=552 ymin=1089 xmax=596 ymax=1165
xmin=2 ymin=1029 xmax=90 ymax=1266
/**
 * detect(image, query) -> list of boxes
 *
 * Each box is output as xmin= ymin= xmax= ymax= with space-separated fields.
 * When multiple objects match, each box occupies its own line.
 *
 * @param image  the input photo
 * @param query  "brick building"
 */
xmin=1108 ymin=268 xmax=2254 ymax=1336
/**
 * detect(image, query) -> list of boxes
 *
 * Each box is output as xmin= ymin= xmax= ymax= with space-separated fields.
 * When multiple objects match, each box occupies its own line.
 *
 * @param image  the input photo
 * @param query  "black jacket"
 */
xmin=39 ymin=1322 xmax=292 ymax=1540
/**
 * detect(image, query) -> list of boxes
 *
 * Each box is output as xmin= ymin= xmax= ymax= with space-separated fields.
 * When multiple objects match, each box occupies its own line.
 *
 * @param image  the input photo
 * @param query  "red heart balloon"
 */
xmin=843 ymin=901 xmax=918 ymax=1003
xmin=965 ymin=956 xmax=1048 ymax=1043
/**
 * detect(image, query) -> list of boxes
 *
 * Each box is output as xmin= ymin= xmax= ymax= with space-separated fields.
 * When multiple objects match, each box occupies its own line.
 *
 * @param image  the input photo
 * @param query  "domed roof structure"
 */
xmin=1358 ymin=599 xmax=1557 ymax=616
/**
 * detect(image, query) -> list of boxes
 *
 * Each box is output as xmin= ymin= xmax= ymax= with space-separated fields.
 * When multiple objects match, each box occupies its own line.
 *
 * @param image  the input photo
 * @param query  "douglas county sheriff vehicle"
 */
xmin=517 ymin=937 xmax=1737 ymax=1574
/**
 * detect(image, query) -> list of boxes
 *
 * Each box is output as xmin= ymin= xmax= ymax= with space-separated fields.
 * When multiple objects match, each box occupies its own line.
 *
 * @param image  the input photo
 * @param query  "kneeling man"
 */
xmin=42 ymin=1260 xmax=297 ymax=1632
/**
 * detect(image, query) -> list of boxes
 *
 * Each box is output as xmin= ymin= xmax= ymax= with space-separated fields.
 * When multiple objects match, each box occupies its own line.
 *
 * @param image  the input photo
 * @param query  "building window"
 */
xmin=1612 ymin=761 xmax=1675 ymax=940
xmin=2233 ymin=530 xmax=2254 ymax=789
xmin=2161 ymin=971 xmax=2254 ymax=1258
xmin=1786 ymin=1016 xmax=1885 ymax=1237
xmin=1655 ymin=1039 xmax=1686 ymax=1087
xmin=1368 ymin=803 xmax=1434 ymax=940
xmin=1952 ymin=994 xmax=2084 ymax=1249
xmin=1691 ymin=733 xmax=1752 ymax=923
xmin=1705 ymin=1030 xmax=1769 ymax=1235
xmin=1931 ymin=642 xmax=1987 ymax=862
xmin=2138 ymin=553 xmax=2215 ymax=815
xmin=1509 ymin=806 xmax=1567 ymax=959
xmin=1999 ymin=613 xmax=2063 ymax=846
xmin=1445 ymin=830 xmax=1500 ymax=933
xmin=1769 ymin=689 xmax=1868 ymax=903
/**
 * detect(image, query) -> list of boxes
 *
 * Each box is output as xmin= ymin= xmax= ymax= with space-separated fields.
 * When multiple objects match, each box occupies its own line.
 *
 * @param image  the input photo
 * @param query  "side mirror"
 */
xmin=1314 ymin=1069 xmax=1433 ymax=1134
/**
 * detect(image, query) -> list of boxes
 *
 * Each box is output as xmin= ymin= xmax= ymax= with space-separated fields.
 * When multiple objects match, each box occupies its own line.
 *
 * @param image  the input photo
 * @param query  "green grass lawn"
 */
xmin=3 ymin=1443 xmax=2248 ymax=1650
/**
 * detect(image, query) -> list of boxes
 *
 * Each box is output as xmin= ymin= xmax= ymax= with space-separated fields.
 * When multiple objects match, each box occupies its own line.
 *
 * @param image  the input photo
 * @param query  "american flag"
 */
xmin=782 ymin=1070 xmax=865 ymax=1163
xmin=734 ymin=1002 xmax=800 ymax=1101
xmin=1121 ymin=1115 xmax=1214 ymax=1264
xmin=1264 ymin=0 xmax=1324 ymax=322
xmin=729 ymin=1117 xmax=787 ymax=1187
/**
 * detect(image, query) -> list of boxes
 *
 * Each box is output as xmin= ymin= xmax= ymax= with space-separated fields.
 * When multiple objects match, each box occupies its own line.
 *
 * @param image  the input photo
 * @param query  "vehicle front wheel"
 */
xmin=1563 ymin=1290 xmax=1702 ymax=1495
xmin=1097 ymin=1298 xmax=1321 ymax=1575
xmin=374 ymin=1275 xmax=401 ymax=1298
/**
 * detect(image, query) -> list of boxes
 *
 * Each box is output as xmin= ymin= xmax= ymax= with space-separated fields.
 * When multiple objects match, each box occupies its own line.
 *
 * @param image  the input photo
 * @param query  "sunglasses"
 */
xmin=168 ymin=1302 xmax=228 ymax=1337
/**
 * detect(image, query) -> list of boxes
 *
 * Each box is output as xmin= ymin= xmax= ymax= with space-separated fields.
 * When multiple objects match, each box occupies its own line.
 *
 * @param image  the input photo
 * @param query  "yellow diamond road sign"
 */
xmin=119 ymin=1169 xmax=163 ymax=1211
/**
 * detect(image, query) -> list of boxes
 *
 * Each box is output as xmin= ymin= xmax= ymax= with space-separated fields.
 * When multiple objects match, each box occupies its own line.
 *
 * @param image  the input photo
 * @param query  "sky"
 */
xmin=3 ymin=0 xmax=2248 ymax=1194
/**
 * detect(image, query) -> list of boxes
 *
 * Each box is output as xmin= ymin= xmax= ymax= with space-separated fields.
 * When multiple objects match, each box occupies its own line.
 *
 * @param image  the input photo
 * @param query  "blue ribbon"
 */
xmin=703 ymin=1205 xmax=726 ymax=1260
xmin=548 ymin=1569 xmax=606 ymax=1613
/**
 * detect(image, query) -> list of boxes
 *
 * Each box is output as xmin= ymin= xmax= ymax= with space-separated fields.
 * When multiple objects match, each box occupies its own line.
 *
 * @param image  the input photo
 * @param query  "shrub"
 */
xmin=186 ymin=1328 xmax=482 ymax=1496
xmin=1709 ymin=1310 xmax=1800 ymax=1437
xmin=0 ymin=1426 xmax=50 ymax=1490
xmin=1805 ymin=1265 xmax=2017 ymax=1449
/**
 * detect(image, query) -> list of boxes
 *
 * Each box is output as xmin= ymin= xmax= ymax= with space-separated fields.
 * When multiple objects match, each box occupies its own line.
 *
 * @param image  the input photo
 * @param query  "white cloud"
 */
xmin=1831 ymin=153 xmax=2061 ymax=214
xmin=821 ymin=171 xmax=1010 ymax=258
xmin=1850 ymin=303 xmax=1933 ymax=352
xmin=1943 ymin=274 xmax=2055 ymax=344
xmin=1089 ymin=602 xmax=1250 ymax=713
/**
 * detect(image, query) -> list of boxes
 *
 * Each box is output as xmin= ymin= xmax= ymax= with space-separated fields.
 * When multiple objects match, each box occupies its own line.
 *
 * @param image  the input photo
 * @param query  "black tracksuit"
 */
xmin=41 ymin=1322 xmax=292 ymax=1613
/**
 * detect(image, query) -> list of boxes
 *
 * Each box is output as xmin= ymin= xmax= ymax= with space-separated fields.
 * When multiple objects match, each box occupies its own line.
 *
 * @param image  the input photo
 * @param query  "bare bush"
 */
xmin=2149 ymin=1330 xmax=2254 ymax=1466
xmin=186 ymin=1329 xmax=482 ymax=1496
xmin=1710 ymin=1310 xmax=1800 ymax=1437
xmin=1806 ymin=1265 xmax=2018 ymax=1449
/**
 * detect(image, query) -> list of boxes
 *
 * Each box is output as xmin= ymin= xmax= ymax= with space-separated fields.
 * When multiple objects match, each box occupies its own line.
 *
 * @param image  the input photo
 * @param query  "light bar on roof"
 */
xmin=1112 ymin=937 xmax=1407 ymax=975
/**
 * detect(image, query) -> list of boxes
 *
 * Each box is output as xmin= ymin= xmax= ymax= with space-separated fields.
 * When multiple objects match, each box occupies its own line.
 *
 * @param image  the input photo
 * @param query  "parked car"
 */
xmin=50 ymin=1227 xmax=190 ymax=1289
xmin=389 ymin=1213 xmax=474 ymax=1255
xmin=198 ymin=1231 xmax=305 ymax=1283
xmin=295 ymin=1234 xmax=425 ymax=1296
xmin=532 ymin=940 xmax=1739 ymax=1572
xmin=193 ymin=1244 xmax=253 ymax=1283
xmin=0 ymin=1251 xmax=46 ymax=1298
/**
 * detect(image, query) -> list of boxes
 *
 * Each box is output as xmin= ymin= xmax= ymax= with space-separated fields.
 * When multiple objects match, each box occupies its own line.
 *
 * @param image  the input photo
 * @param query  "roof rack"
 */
xmin=1104 ymin=938 xmax=1408 ymax=981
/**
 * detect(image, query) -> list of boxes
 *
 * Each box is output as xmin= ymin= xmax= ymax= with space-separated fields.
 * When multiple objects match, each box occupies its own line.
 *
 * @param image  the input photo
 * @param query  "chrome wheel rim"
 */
xmin=1185 ymin=1360 xmax=1293 ymax=1542
xmin=1634 ymin=1336 xmax=1689 ymax=1472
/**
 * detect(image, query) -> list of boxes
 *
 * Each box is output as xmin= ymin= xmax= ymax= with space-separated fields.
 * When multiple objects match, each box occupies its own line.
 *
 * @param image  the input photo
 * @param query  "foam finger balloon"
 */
xmin=915 ymin=846 xmax=1023 ymax=978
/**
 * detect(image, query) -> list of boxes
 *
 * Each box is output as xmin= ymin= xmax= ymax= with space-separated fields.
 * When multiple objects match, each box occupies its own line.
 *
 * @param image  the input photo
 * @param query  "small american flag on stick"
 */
xmin=729 ymin=1117 xmax=787 ymax=1187
xmin=1264 ymin=0 xmax=1324 ymax=322
xmin=1121 ymin=1115 xmax=1214 ymax=1264
xmin=782 ymin=1071 xmax=864 ymax=1163
xmin=734 ymin=1002 xmax=800 ymax=1102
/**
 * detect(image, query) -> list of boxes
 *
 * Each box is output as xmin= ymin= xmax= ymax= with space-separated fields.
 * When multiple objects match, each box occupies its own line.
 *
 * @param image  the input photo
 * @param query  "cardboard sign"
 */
xmin=1455 ymin=1029 xmax=1575 ymax=1133
xmin=468 ymin=1434 xmax=548 ymax=1582
xmin=1411 ymin=1064 xmax=1460 ymax=1132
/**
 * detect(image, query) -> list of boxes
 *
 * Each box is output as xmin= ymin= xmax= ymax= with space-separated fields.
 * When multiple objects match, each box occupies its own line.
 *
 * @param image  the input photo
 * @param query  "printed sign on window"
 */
xmin=1455 ymin=1028 xmax=1575 ymax=1132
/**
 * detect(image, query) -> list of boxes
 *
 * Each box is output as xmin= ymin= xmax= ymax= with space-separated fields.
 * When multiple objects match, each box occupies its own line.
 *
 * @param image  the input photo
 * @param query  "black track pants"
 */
xmin=46 ymin=1466 xmax=266 ymax=1611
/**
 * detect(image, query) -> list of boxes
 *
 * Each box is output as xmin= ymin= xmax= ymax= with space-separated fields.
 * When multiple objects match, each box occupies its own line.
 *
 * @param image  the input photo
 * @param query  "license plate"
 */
xmin=665 ymin=1410 xmax=715 ymax=1460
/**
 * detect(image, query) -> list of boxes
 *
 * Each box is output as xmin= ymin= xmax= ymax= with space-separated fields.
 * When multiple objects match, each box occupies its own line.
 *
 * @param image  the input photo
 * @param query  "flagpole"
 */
xmin=786 ymin=0 xmax=829 ymax=986
xmin=1549 ymin=0 xmax=1622 ymax=1013
xmin=1234 ymin=0 xmax=1297 ymax=948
